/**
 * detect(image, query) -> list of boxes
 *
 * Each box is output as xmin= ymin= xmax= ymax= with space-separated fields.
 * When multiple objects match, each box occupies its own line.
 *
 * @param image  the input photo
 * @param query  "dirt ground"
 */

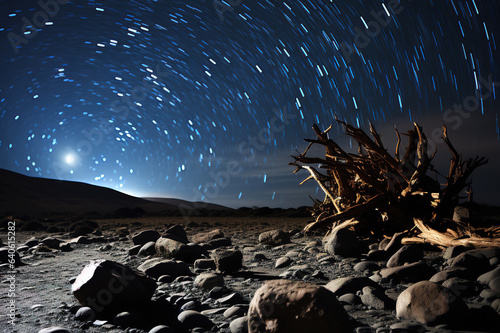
xmin=0 ymin=216 xmax=313 ymax=333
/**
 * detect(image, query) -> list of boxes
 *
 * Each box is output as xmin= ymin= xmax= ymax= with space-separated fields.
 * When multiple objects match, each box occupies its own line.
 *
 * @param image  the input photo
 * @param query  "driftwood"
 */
xmin=290 ymin=117 xmax=496 ymax=247
xmin=402 ymin=218 xmax=500 ymax=248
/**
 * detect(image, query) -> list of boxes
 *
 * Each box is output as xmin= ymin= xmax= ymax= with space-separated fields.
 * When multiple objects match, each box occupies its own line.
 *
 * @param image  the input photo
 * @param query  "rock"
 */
xmin=258 ymin=230 xmax=290 ymax=246
xmin=177 ymin=310 xmax=214 ymax=330
xmin=248 ymin=279 xmax=354 ymax=333
xmin=230 ymin=316 xmax=249 ymax=333
xmin=354 ymin=261 xmax=381 ymax=274
xmin=41 ymin=237 xmax=63 ymax=249
xmin=217 ymin=292 xmax=246 ymax=306
xmin=128 ymin=244 xmax=142 ymax=256
xmin=0 ymin=247 xmax=22 ymax=266
xmin=155 ymin=237 xmax=203 ymax=263
xmin=224 ymin=305 xmax=248 ymax=318
xmin=396 ymin=281 xmax=466 ymax=324
xmin=325 ymin=276 xmax=378 ymax=296
xmin=442 ymin=277 xmax=474 ymax=297
xmin=489 ymin=276 xmax=500 ymax=292
xmin=479 ymin=288 xmax=500 ymax=302
xmin=71 ymin=260 xmax=157 ymax=316
xmin=212 ymin=249 xmax=243 ymax=274
xmin=387 ymin=245 xmax=424 ymax=268
xmin=25 ymin=237 xmax=39 ymax=247
xmin=149 ymin=325 xmax=176 ymax=333
xmin=194 ymin=273 xmax=224 ymax=290
xmin=380 ymin=261 xmax=436 ymax=284
xmin=338 ymin=293 xmax=360 ymax=305
xmin=137 ymin=258 xmax=191 ymax=279
xmin=132 ymin=230 xmax=161 ymax=246
xmin=466 ymin=247 xmax=500 ymax=259
xmin=254 ymin=253 xmax=269 ymax=261
xmin=324 ymin=227 xmax=361 ymax=258
xmin=202 ymin=307 xmax=228 ymax=316
xmin=275 ymin=256 xmax=292 ymax=269
xmin=75 ymin=306 xmax=95 ymax=321
xmin=138 ymin=241 xmax=157 ymax=256
xmin=113 ymin=311 xmax=137 ymax=327
xmin=158 ymin=275 xmax=174 ymax=283
xmin=442 ymin=246 xmax=468 ymax=260
xmin=192 ymin=229 xmax=224 ymax=244
xmin=389 ymin=322 xmax=425 ymax=333
xmin=478 ymin=267 xmax=500 ymax=285
xmin=162 ymin=224 xmax=189 ymax=244
xmin=430 ymin=267 xmax=473 ymax=283
xmin=194 ymin=258 xmax=216 ymax=270
xmin=492 ymin=299 xmax=500 ymax=314
xmin=180 ymin=300 xmax=200 ymax=311
xmin=208 ymin=237 xmax=232 ymax=248
xmin=450 ymin=251 xmax=490 ymax=275
xmin=452 ymin=206 xmax=469 ymax=223
xmin=361 ymin=286 xmax=395 ymax=310
xmin=38 ymin=328 xmax=71 ymax=333
xmin=116 ymin=227 xmax=129 ymax=236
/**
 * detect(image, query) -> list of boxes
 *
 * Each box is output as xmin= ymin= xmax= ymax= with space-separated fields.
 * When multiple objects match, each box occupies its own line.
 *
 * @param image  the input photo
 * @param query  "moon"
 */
xmin=65 ymin=154 xmax=76 ymax=165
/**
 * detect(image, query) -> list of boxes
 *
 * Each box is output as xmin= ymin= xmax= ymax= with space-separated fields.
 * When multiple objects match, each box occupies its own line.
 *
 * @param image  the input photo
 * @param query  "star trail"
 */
xmin=0 ymin=0 xmax=499 ymax=208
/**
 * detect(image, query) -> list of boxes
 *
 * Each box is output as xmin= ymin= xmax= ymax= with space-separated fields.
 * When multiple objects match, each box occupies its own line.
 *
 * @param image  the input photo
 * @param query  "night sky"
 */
xmin=0 ymin=0 xmax=499 ymax=208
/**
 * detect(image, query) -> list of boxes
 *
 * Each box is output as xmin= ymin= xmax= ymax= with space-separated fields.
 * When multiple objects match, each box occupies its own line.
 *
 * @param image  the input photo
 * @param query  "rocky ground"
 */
xmin=1 ymin=216 xmax=500 ymax=333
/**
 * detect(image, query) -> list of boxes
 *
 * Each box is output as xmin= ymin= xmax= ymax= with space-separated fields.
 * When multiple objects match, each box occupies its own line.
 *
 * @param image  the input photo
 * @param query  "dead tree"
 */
xmin=290 ymin=117 xmax=491 ymax=247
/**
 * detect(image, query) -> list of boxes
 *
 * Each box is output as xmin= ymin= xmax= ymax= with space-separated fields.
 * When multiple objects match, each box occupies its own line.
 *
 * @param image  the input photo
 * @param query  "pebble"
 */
xmin=275 ymin=256 xmax=292 ymax=268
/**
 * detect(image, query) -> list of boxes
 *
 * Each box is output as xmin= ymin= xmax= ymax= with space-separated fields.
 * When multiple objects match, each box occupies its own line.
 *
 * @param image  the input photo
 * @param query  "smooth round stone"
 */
xmin=480 ymin=288 xmax=500 ymax=302
xmin=354 ymin=261 xmax=381 ymax=273
xmin=489 ymin=276 xmax=500 ymax=292
xmin=149 ymin=325 xmax=176 ymax=333
xmin=113 ymin=311 xmax=137 ymax=327
xmin=177 ymin=310 xmax=214 ymax=330
xmin=223 ymin=305 xmax=248 ymax=318
xmin=229 ymin=316 xmax=248 ymax=333
xmin=338 ymin=293 xmax=359 ymax=305
xmin=181 ymin=300 xmax=200 ymax=311
xmin=158 ymin=275 xmax=174 ymax=283
xmin=253 ymin=253 xmax=268 ymax=261
xmin=75 ymin=307 xmax=95 ymax=321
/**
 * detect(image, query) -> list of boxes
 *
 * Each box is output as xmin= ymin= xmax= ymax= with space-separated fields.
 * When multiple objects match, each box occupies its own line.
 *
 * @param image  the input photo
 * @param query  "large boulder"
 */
xmin=248 ymin=279 xmax=354 ymax=333
xmin=155 ymin=238 xmax=203 ymax=263
xmin=396 ymin=280 xmax=466 ymax=324
xmin=212 ymin=249 xmax=243 ymax=274
xmin=324 ymin=228 xmax=361 ymax=258
xmin=137 ymin=258 xmax=191 ymax=279
xmin=71 ymin=260 xmax=156 ymax=317
xmin=258 ymin=230 xmax=290 ymax=246
xmin=132 ymin=230 xmax=160 ymax=246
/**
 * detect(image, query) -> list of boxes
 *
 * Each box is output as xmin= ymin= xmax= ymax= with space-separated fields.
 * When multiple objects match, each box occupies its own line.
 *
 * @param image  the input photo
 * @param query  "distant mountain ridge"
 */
xmin=0 ymin=168 xmax=231 ymax=217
